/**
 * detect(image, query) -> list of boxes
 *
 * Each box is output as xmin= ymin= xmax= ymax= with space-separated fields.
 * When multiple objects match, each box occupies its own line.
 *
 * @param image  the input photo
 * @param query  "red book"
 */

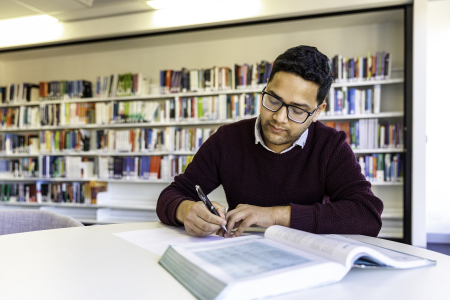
xmin=130 ymin=130 xmax=134 ymax=152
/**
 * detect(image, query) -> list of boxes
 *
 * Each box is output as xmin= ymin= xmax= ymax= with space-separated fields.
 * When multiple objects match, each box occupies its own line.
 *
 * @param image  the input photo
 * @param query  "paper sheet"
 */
xmin=114 ymin=226 xmax=265 ymax=256
xmin=113 ymin=226 xmax=224 ymax=255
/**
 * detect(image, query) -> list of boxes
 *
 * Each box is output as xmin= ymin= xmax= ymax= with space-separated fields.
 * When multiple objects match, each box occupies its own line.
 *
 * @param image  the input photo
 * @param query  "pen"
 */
xmin=195 ymin=185 xmax=227 ymax=232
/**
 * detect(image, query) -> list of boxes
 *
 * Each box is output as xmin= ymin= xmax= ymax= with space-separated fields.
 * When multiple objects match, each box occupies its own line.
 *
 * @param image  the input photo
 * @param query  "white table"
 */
xmin=0 ymin=222 xmax=448 ymax=299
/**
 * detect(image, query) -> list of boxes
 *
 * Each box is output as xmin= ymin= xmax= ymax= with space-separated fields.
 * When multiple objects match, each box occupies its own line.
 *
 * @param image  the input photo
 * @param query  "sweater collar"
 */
xmin=254 ymin=115 xmax=308 ymax=154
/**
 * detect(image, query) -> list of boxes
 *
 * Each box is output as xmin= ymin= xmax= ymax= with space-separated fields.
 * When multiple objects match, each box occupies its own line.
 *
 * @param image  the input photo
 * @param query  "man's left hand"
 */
xmin=220 ymin=204 xmax=291 ymax=238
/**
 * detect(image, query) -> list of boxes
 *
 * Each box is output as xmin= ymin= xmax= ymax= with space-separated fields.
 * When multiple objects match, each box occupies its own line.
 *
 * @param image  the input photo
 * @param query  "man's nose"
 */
xmin=273 ymin=106 xmax=289 ymax=124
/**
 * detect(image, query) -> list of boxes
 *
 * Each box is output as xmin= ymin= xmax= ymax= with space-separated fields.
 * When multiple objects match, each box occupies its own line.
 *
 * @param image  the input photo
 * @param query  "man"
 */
xmin=156 ymin=45 xmax=383 ymax=238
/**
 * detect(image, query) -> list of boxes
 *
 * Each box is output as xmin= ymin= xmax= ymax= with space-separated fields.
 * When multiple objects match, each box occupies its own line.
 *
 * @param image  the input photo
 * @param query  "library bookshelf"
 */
xmin=0 ymin=6 xmax=412 ymax=242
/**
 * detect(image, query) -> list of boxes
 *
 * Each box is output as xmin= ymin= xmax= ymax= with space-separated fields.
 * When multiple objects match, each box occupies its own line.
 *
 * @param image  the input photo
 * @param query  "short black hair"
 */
xmin=269 ymin=45 xmax=333 ymax=105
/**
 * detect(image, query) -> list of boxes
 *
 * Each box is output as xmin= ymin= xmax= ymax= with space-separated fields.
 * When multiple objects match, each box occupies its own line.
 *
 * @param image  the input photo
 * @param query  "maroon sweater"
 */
xmin=156 ymin=118 xmax=383 ymax=236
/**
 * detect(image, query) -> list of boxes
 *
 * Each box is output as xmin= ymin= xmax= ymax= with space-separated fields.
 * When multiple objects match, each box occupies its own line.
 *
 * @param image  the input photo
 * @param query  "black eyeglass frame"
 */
xmin=261 ymin=87 xmax=318 ymax=124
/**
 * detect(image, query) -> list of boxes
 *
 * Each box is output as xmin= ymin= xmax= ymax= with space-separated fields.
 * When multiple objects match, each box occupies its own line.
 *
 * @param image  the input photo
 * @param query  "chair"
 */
xmin=0 ymin=209 xmax=84 ymax=235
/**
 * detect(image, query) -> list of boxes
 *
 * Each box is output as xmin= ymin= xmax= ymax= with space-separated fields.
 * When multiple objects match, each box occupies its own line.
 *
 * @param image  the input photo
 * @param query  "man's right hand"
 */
xmin=176 ymin=200 xmax=227 ymax=236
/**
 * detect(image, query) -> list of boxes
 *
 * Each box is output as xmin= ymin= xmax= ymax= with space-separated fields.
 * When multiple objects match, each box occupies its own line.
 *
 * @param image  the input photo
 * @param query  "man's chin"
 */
xmin=265 ymin=135 xmax=290 ymax=146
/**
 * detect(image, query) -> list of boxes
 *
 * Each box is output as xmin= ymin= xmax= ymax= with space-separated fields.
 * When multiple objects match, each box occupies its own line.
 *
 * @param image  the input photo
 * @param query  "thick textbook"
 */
xmin=159 ymin=225 xmax=435 ymax=300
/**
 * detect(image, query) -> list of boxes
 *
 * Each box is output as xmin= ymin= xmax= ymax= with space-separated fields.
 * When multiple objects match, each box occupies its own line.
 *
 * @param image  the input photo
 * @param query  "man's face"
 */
xmin=260 ymin=71 xmax=326 ymax=153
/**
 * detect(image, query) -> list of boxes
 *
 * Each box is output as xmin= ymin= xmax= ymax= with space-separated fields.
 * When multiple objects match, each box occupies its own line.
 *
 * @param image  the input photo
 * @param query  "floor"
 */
xmin=426 ymin=243 xmax=450 ymax=256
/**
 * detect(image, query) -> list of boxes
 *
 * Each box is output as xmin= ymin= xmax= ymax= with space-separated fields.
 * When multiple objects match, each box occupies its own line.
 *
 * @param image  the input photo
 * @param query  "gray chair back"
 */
xmin=0 ymin=209 xmax=84 ymax=235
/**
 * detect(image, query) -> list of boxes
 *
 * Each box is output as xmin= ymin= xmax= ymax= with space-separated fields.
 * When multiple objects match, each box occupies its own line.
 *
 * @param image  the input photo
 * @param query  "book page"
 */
xmin=172 ymin=235 xmax=343 ymax=284
xmin=264 ymin=226 xmax=435 ymax=269
xmin=327 ymin=235 xmax=436 ymax=269
xmin=264 ymin=226 xmax=360 ymax=267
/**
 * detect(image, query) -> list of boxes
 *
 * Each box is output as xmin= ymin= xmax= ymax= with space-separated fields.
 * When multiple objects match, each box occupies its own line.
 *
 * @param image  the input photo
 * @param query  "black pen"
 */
xmin=195 ymin=185 xmax=227 ymax=232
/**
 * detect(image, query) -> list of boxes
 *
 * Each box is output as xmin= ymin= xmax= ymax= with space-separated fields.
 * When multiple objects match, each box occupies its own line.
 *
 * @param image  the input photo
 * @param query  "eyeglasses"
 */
xmin=261 ymin=87 xmax=318 ymax=124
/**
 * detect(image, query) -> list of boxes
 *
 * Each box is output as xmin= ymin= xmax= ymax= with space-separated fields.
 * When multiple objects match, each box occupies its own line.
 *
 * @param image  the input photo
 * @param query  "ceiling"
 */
xmin=0 ymin=0 xmax=154 ymax=22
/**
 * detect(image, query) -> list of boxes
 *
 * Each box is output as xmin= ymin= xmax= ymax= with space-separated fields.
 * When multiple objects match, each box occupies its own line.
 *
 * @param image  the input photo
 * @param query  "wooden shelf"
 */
xmin=331 ymin=77 xmax=404 ymax=88
xmin=0 ymin=102 xmax=40 ymax=108
xmin=353 ymin=148 xmax=404 ymax=154
xmin=371 ymin=182 xmax=403 ymax=186
xmin=0 ymin=153 xmax=39 ymax=158
xmin=320 ymin=111 xmax=404 ymax=120
xmin=378 ymin=227 xmax=403 ymax=239
xmin=0 ymin=201 xmax=157 ymax=211
xmin=0 ymin=78 xmax=404 ymax=109
xmin=0 ymin=110 xmax=404 ymax=132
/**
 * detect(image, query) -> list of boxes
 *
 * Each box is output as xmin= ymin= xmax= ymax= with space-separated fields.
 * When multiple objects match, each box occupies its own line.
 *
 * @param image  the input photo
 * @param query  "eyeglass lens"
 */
xmin=262 ymin=93 xmax=309 ymax=123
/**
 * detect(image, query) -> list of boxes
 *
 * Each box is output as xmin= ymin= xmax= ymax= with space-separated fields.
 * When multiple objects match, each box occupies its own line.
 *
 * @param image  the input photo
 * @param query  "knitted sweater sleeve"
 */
xmin=156 ymin=127 xmax=223 ymax=226
xmin=290 ymin=131 xmax=384 ymax=236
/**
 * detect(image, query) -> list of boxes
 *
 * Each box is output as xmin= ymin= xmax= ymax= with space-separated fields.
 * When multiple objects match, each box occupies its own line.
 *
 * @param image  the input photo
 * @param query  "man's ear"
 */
xmin=312 ymin=102 xmax=327 ymax=122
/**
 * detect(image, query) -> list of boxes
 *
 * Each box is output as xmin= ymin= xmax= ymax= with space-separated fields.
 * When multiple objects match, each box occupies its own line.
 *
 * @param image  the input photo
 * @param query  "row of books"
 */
xmin=94 ymin=127 xmax=215 ymax=153
xmin=96 ymin=73 xmax=149 ymax=98
xmin=42 ymin=156 xmax=95 ymax=179
xmin=159 ymin=68 xmax=230 ymax=94
xmin=0 ymin=133 xmax=39 ymax=154
xmin=0 ymin=107 xmax=40 ymax=129
xmin=38 ymin=127 xmax=216 ymax=154
xmin=0 ymin=155 xmax=194 ymax=182
xmin=39 ymin=130 xmax=89 ymax=153
xmin=98 ymin=155 xmax=194 ymax=180
xmin=38 ymin=94 xmax=261 ymax=127
xmin=159 ymin=62 xmax=273 ymax=94
xmin=358 ymin=153 xmax=403 ymax=183
xmin=0 ymin=183 xmax=36 ymax=202
xmin=0 ymin=181 xmax=107 ymax=204
xmin=0 ymin=83 xmax=39 ymax=103
xmin=327 ymin=85 xmax=381 ymax=116
xmin=326 ymin=119 xmax=403 ymax=149
xmin=39 ymin=80 xmax=93 ymax=100
xmin=330 ymin=52 xmax=391 ymax=82
xmin=95 ymin=101 xmax=159 ymax=124
xmin=40 ymin=103 xmax=95 ymax=126
xmin=234 ymin=62 xmax=273 ymax=90
xmin=0 ymin=158 xmax=39 ymax=178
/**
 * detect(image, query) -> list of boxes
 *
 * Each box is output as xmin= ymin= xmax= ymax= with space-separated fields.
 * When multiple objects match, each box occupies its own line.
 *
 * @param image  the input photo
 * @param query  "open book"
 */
xmin=159 ymin=225 xmax=436 ymax=300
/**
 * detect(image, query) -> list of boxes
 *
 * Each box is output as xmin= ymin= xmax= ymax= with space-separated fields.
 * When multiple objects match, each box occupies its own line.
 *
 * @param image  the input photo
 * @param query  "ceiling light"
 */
xmin=0 ymin=15 xmax=58 ymax=31
xmin=147 ymin=0 xmax=221 ymax=10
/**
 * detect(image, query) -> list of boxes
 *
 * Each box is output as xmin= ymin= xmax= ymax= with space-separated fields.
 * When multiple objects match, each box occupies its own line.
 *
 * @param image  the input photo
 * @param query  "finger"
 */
xmin=212 ymin=201 xmax=226 ymax=219
xmin=225 ymin=205 xmax=248 ymax=219
xmin=185 ymin=225 xmax=202 ymax=236
xmin=197 ymin=205 xmax=227 ymax=227
xmin=193 ymin=215 xmax=221 ymax=235
xmin=233 ymin=216 xmax=257 ymax=238
xmin=225 ymin=211 xmax=248 ymax=237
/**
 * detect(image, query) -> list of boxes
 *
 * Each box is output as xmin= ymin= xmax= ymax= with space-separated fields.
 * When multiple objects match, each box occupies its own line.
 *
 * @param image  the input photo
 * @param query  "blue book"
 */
xmin=334 ymin=89 xmax=339 ymax=114
xmin=349 ymin=89 xmax=356 ymax=114
xmin=366 ymin=89 xmax=372 ymax=113
xmin=365 ymin=156 xmax=370 ymax=180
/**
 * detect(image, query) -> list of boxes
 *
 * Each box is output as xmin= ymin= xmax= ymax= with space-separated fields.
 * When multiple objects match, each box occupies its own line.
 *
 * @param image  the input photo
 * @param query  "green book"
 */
xmin=198 ymin=97 xmax=203 ymax=118
xmin=6 ymin=184 xmax=10 ymax=201
xmin=125 ymin=102 xmax=130 ymax=122
xmin=55 ymin=131 xmax=60 ymax=152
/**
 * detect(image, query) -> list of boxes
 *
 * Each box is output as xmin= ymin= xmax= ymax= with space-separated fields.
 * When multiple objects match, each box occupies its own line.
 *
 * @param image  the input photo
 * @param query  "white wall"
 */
xmin=0 ymin=62 xmax=4 ymax=85
xmin=426 ymin=0 xmax=450 ymax=243
xmin=0 ymin=12 xmax=404 ymax=86
xmin=0 ymin=0 xmax=410 ymax=50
